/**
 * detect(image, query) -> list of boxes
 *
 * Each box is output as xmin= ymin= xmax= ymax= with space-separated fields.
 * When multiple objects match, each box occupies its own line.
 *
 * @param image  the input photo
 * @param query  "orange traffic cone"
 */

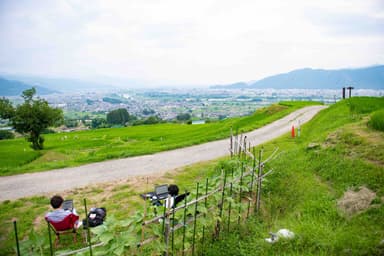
xmin=291 ymin=125 xmax=295 ymax=138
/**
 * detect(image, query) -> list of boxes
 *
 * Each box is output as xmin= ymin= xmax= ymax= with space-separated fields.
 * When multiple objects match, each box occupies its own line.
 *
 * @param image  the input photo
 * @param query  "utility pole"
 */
xmin=347 ymin=86 xmax=354 ymax=98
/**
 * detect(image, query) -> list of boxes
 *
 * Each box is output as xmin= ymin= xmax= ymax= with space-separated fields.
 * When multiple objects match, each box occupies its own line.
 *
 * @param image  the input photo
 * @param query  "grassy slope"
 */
xmin=0 ymin=101 xmax=316 ymax=176
xmin=204 ymin=97 xmax=384 ymax=255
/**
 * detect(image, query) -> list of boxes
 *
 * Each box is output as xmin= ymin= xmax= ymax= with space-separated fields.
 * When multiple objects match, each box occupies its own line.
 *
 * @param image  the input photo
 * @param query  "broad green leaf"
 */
xmin=100 ymin=232 xmax=114 ymax=244
xmin=113 ymin=245 xmax=125 ymax=256
xmin=91 ymin=225 xmax=106 ymax=235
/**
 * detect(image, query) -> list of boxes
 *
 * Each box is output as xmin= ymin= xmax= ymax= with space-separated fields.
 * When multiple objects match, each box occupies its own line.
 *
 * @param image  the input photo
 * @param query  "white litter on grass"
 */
xmin=265 ymin=229 xmax=295 ymax=243
xmin=265 ymin=233 xmax=279 ymax=243
xmin=277 ymin=229 xmax=295 ymax=239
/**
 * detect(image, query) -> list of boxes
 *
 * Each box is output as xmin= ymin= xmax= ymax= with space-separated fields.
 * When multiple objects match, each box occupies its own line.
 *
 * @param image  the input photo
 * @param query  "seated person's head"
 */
xmin=168 ymin=184 xmax=179 ymax=196
xmin=50 ymin=195 xmax=64 ymax=209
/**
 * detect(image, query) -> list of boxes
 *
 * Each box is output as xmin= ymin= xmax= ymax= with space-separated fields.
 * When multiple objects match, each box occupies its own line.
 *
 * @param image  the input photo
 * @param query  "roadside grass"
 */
xmin=0 ymin=160 xmax=221 ymax=255
xmin=0 ymin=101 xmax=318 ymax=176
xmin=203 ymin=97 xmax=384 ymax=255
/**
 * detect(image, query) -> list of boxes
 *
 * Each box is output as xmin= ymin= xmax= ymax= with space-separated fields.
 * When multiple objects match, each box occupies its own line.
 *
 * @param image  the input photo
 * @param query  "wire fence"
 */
xmin=12 ymin=131 xmax=278 ymax=256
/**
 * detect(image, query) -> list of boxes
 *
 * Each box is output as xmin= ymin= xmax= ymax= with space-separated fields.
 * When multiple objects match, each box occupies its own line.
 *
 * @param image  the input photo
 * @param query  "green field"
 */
xmin=0 ymin=101 xmax=317 ymax=176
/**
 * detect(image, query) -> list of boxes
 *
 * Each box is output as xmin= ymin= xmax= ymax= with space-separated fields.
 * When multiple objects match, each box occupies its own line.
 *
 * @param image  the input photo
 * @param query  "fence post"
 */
xmin=192 ymin=182 xmax=199 ymax=256
xmin=140 ymin=197 xmax=147 ymax=255
xmin=243 ymin=136 xmax=247 ymax=160
xmin=247 ymin=147 xmax=256 ymax=218
xmin=239 ymin=134 xmax=243 ymax=157
xmin=216 ymin=169 xmax=227 ymax=238
xmin=256 ymin=149 xmax=263 ymax=213
xmin=238 ymin=161 xmax=244 ymax=225
xmin=219 ymin=169 xmax=227 ymax=219
xmin=201 ymin=178 xmax=209 ymax=255
xmin=233 ymin=129 xmax=239 ymax=155
xmin=230 ymin=128 xmax=233 ymax=158
xmin=182 ymin=191 xmax=188 ymax=256
xmin=171 ymin=197 xmax=176 ymax=255
xmin=84 ymin=198 xmax=93 ymax=256
xmin=227 ymin=183 xmax=233 ymax=232
xmin=13 ymin=221 xmax=21 ymax=256
xmin=162 ymin=205 xmax=169 ymax=256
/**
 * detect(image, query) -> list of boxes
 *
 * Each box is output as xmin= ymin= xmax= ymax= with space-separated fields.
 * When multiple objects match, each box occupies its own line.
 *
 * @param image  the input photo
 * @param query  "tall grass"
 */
xmin=203 ymin=97 xmax=384 ymax=255
xmin=368 ymin=109 xmax=384 ymax=132
xmin=348 ymin=96 xmax=384 ymax=114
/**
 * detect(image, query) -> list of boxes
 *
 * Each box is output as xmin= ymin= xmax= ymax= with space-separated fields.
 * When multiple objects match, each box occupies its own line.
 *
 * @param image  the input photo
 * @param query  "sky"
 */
xmin=0 ymin=0 xmax=383 ymax=87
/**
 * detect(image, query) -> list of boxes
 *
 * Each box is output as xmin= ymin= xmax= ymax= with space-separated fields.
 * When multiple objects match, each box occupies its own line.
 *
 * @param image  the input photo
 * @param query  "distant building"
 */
xmin=192 ymin=120 xmax=205 ymax=125
xmin=0 ymin=127 xmax=13 ymax=131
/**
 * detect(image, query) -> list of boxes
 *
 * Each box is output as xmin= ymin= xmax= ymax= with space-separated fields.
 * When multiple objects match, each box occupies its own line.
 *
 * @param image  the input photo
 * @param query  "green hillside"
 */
xmin=204 ymin=97 xmax=384 ymax=255
xmin=0 ymin=77 xmax=57 ymax=96
xmin=0 ymin=101 xmax=316 ymax=176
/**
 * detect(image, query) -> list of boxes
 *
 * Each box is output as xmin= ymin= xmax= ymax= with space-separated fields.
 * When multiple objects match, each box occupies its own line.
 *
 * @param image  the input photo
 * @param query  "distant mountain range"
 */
xmin=212 ymin=65 xmax=384 ymax=90
xmin=1 ymin=65 xmax=383 ymax=96
xmin=0 ymin=77 xmax=58 ymax=96
xmin=0 ymin=74 xmax=121 ymax=96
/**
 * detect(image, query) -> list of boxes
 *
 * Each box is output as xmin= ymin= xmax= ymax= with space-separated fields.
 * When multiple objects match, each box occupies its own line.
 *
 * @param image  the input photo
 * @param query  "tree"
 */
xmin=176 ymin=113 xmax=191 ymax=122
xmin=106 ymin=108 xmax=130 ymax=125
xmin=0 ymin=97 xmax=14 ymax=119
xmin=142 ymin=115 xmax=162 ymax=125
xmin=142 ymin=108 xmax=155 ymax=115
xmin=132 ymin=115 xmax=162 ymax=126
xmin=0 ymin=88 xmax=63 ymax=150
xmin=91 ymin=117 xmax=109 ymax=129
xmin=64 ymin=119 xmax=78 ymax=128
xmin=0 ymin=130 xmax=14 ymax=140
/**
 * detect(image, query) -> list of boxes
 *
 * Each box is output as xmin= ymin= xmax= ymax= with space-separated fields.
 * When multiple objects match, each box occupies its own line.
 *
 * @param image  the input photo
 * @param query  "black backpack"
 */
xmin=83 ymin=207 xmax=106 ymax=228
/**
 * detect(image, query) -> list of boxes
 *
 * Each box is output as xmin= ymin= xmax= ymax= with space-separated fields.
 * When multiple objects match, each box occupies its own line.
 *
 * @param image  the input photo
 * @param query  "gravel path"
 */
xmin=0 ymin=105 xmax=326 ymax=201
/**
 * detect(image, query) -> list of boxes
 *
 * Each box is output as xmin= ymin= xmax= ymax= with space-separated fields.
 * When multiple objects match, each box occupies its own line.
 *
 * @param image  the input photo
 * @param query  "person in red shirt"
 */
xmin=45 ymin=195 xmax=82 ymax=229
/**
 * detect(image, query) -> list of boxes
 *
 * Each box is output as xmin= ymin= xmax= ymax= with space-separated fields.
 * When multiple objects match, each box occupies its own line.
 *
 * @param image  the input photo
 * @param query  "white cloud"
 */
xmin=0 ymin=0 xmax=383 ymax=86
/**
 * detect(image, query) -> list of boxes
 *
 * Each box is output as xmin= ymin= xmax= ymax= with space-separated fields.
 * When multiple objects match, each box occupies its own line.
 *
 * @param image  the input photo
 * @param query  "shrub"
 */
xmin=0 ymin=130 xmax=14 ymax=140
xmin=64 ymin=119 xmax=78 ymax=128
xmin=368 ymin=109 xmax=384 ymax=132
xmin=348 ymin=97 xmax=384 ymax=114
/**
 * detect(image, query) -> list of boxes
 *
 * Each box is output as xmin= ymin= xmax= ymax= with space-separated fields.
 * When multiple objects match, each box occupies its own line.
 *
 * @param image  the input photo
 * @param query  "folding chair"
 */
xmin=45 ymin=213 xmax=79 ymax=247
xmin=174 ymin=192 xmax=190 ymax=207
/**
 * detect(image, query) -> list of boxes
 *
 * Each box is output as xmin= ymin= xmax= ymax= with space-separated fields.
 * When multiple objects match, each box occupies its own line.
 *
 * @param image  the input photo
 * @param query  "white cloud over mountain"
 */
xmin=0 ymin=0 xmax=383 ymax=86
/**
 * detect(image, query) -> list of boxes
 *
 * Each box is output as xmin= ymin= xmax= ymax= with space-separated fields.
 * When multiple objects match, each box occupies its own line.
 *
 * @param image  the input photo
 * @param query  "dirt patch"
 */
xmin=322 ymin=123 xmax=384 ymax=168
xmin=33 ymin=215 xmax=44 ymax=227
xmin=322 ymin=130 xmax=340 ymax=148
xmin=31 ymin=151 xmax=70 ymax=164
xmin=125 ymin=172 xmax=174 ymax=192
xmin=337 ymin=186 xmax=376 ymax=217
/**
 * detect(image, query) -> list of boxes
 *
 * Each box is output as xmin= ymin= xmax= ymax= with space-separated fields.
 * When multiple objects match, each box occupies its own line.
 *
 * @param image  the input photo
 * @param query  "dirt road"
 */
xmin=0 ymin=105 xmax=326 ymax=201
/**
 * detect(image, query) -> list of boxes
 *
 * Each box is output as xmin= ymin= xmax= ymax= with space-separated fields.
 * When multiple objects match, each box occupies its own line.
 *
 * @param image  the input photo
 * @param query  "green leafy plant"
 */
xmin=368 ymin=109 xmax=384 ymax=131
xmin=91 ymin=215 xmax=140 ymax=255
xmin=19 ymin=228 xmax=49 ymax=256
